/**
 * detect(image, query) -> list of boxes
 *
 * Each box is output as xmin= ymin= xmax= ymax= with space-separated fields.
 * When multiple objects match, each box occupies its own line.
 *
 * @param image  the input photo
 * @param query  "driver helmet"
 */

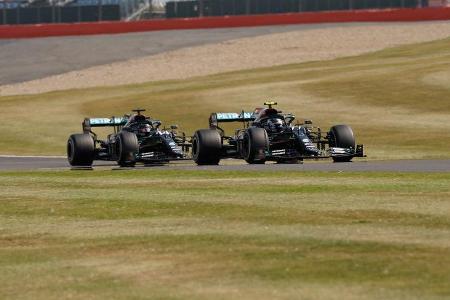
xmin=267 ymin=118 xmax=284 ymax=133
xmin=139 ymin=124 xmax=151 ymax=134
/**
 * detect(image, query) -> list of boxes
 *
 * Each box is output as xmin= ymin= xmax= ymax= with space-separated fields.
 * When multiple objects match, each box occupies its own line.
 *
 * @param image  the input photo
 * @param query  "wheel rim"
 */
xmin=116 ymin=137 xmax=123 ymax=161
xmin=192 ymin=136 xmax=199 ymax=160
xmin=67 ymin=139 xmax=74 ymax=162
xmin=329 ymin=131 xmax=337 ymax=147
xmin=242 ymin=133 xmax=250 ymax=160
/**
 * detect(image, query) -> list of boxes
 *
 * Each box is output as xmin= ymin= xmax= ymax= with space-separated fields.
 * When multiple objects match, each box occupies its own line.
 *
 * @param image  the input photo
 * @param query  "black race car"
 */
xmin=192 ymin=102 xmax=364 ymax=165
xmin=67 ymin=109 xmax=190 ymax=167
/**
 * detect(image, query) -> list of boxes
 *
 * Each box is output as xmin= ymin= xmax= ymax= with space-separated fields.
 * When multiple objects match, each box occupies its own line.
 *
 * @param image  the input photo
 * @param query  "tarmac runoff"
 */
xmin=0 ymin=156 xmax=449 ymax=172
xmin=0 ymin=23 xmax=361 ymax=85
xmin=1 ymin=22 xmax=440 ymax=86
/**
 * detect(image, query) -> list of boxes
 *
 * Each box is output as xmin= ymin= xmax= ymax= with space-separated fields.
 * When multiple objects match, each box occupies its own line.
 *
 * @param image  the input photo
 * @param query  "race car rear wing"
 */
xmin=209 ymin=112 xmax=255 ymax=128
xmin=82 ymin=117 xmax=128 ymax=133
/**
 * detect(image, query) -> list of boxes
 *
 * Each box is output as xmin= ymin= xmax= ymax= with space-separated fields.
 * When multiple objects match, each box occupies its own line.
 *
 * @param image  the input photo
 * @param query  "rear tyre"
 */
xmin=192 ymin=129 xmax=222 ymax=165
xmin=67 ymin=134 xmax=95 ymax=166
xmin=329 ymin=125 xmax=355 ymax=163
xmin=242 ymin=127 xmax=269 ymax=164
xmin=116 ymin=131 xmax=139 ymax=167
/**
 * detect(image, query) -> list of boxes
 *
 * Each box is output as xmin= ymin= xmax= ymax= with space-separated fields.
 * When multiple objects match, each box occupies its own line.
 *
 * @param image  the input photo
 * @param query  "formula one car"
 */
xmin=192 ymin=102 xmax=364 ymax=165
xmin=67 ymin=109 xmax=190 ymax=167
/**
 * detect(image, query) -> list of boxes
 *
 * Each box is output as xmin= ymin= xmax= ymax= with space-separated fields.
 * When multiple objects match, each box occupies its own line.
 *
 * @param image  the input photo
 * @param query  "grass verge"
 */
xmin=0 ymin=170 xmax=449 ymax=299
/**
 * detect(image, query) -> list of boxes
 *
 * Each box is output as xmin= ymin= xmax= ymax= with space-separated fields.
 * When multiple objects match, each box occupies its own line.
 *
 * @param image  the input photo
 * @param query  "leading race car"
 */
xmin=192 ymin=102 xmax=365 ymax=165
xmin=67 ymin=109 xmax=190 ymax=167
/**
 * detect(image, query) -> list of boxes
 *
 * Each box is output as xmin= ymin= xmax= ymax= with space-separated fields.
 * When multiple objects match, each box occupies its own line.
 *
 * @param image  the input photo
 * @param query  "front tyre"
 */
xmin=242 ymin=127 xmax=269 ymax=164
xmin=329 ymin=125 xmax=355 ymax=163
xmin=67 ymin=134 xmax=95 ymax=166
xmin=116 ymin=131 xmax=139 ymax=167
xmin=192 ymin=129 xmax=222 ymax=165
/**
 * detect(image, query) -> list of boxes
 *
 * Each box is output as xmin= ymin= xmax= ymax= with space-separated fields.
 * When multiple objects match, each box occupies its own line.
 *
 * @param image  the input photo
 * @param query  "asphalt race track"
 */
xmin=0 ymin=156 xmax=449 ymax=172
xmin=1 ymin=24 xmax=331 ymax=85
xmin=0 ymin=22 xmax=414 ymax=85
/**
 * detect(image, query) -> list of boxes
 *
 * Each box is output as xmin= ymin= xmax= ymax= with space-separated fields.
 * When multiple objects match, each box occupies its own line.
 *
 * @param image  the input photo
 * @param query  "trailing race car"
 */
xmin=192 ymin=102 xmax=364 ymax=165
xmin=67 ymin=109 xmax=190 ymax=167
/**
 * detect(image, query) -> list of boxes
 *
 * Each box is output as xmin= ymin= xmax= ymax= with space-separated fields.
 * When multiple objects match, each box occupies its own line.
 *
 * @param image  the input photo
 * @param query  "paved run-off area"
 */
xmin=1 ymin=21 xmax=450 ymax=95
xmin=0 ymin=24 xmax=320 ymax=85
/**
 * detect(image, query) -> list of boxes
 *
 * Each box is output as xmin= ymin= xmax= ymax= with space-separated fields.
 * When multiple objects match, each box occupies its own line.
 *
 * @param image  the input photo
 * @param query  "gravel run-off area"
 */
xmin=1 ymin=21 xmax=450 ymax=96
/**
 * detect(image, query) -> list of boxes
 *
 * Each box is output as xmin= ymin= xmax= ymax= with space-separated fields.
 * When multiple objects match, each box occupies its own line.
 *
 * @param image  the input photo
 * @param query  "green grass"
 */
xmin=1 ymin=38 xmax=450 ymax=158
xmin=0 ymin=170 xmax=449 ymax=299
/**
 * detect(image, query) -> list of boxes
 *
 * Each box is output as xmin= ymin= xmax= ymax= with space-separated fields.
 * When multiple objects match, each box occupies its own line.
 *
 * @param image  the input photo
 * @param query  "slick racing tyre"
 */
xmin=242 ymin=127 xmax=269 ymax=164
xmin=329 ymin=125 xmax=355 ymax=163
xmin=192 ymin=129 xmax=222 ymax=165
xmin=67 ymin=134 xmax=95 ymax=166
xmin=116 ymin=131 xmax=139 ymax=167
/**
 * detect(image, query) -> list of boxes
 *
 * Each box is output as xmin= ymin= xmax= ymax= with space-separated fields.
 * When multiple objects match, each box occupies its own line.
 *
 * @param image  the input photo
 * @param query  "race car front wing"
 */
xmin=265 ymin=144 xmax=365 ymax=160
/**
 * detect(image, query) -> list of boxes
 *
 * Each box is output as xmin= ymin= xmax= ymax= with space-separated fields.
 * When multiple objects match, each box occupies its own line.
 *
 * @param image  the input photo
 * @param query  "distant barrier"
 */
xmin=166 ymin=0 xmax=425 ymax=18
xmin=1 ymin=7 xmax=450 ymax=39
xmin=0 ymin=0 xmax=147 ymax=25
xmin=0 ymin=5 xmax=121 ymax=25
